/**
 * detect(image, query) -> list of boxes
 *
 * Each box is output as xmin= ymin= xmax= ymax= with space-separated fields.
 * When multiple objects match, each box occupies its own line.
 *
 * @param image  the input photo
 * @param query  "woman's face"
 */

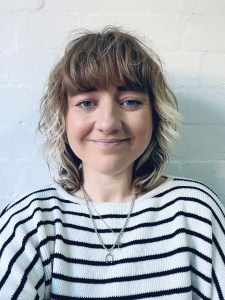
xmin=65 ymin=84 xmax=153 ymax=177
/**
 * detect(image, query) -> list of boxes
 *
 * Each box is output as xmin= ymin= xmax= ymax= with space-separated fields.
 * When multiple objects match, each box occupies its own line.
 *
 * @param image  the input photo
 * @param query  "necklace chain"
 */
xmin=88 ymin=200 xmax=119 ymax=239
xmin=81 ymin=186 xmax=136 ymax=263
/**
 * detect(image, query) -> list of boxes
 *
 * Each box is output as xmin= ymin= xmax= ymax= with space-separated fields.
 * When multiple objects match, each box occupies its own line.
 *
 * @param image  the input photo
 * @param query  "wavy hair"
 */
xmin=38 ymin=26 xmax=181 ymax=194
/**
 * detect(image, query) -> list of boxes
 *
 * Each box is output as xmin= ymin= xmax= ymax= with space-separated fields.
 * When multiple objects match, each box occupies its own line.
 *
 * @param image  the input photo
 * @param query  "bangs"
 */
xmin=61 ymin=30 xmax=152 ymax=96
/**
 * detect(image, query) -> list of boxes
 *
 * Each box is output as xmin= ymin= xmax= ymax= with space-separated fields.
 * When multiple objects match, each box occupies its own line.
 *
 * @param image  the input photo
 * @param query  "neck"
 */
xmin=81 ymin=167 xmax=134 ymax=203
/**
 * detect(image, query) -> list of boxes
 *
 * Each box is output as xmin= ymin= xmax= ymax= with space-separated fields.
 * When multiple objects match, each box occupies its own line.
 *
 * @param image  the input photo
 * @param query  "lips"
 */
xmin=90 ymin=138 xmax=131 ymax=148
xmin=91 ymin=139 xmax=130 ymax=143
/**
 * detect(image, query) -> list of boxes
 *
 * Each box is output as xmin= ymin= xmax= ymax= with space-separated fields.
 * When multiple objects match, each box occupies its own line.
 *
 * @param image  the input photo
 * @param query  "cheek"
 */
xmin=135 ymin=112 xmax=153 ymax=142
xmin=65 ymin=113 xmax=91 ymax=144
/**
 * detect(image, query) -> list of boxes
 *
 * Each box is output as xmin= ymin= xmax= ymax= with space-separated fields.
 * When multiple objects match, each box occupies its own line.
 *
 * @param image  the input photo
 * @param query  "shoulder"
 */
xmin=154 ymin=176 xmax=224 ymax=219
xmin=0 ymin=184 xmax=79 ymax=255
xmin=0 ymin=184 xmax=75 ymax=230
xmin=169 ymin=176 xmax=221 ymax=203
xmin=161 ymin=176 xmax=217 ymax=196
xmin=161 ymin=176 xmax=220 ymax=202
xmin=0 ymin=185 xmax=57 ymax=218
xmin=163 ymin=176 xmax=225 ymax=223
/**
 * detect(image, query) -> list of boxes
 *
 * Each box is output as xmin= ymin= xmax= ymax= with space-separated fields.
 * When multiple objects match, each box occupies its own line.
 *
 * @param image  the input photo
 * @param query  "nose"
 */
xmin=95 ymin=100 xmax=122 ymax=134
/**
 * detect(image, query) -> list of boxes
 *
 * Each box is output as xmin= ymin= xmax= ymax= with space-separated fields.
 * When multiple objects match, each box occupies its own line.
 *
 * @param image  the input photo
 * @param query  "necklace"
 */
xmin=81 ymin=186 xmax=136 ymax=263
xmin=88 ymin=200 xmax=120 ymax=246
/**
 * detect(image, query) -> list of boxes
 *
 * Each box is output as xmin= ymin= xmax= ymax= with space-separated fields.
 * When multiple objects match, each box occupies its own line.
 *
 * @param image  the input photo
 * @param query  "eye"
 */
xmin=76 ymin=99 xmax=96 ymax=110
xmin=121 ymin=98 xmax=143 ymax=109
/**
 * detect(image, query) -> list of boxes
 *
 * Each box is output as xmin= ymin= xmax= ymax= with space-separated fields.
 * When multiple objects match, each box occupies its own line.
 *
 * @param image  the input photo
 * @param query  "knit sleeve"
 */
xmin=210 ymin=194 xmax=225 ymax=299
xmin=0 ymin=201 xmax=47 ymax=300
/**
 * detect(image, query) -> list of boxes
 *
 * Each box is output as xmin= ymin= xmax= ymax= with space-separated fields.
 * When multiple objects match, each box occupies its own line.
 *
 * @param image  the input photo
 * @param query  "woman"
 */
xmin=0 ymin=26 xmax=224 ymax=299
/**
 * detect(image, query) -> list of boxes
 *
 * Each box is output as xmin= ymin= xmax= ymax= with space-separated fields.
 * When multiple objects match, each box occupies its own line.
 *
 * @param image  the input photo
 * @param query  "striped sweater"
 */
xmin=0 ymin=177 xmax=225 ymax=299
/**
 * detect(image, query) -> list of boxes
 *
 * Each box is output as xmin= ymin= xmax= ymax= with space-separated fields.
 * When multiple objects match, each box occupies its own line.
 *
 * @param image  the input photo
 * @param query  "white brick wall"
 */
xmin=0 ymin=0 xmax=225 ymax=209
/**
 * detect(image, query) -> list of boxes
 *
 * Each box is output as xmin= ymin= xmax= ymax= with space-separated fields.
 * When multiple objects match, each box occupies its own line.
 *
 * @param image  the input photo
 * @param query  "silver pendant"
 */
xmin=105 ymin=253 xmax=114 ymax=263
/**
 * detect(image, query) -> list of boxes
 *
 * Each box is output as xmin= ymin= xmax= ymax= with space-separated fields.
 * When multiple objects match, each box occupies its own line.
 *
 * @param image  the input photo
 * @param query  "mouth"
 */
xmin=90 ymin=138 xmax=131 ymax=148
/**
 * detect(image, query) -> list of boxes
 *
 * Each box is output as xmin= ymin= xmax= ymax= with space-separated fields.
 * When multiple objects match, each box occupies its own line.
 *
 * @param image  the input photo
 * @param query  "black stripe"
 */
xmin=46 ymin=278 xmax=52 ymax=287
xmin=47 ymin=246 xmax=211 ymax=267
xmin=192 ymin=286 xmax=210 ymax=300
xmin=213 ymin=234 xmax=225 ymax=265
xmin=212 ymin=267 xmax=225 ymax=300
xmin=0 ymin=226 xmax=38 ymax=289
xmin=1 ymin=194 xmax=218 ymax=239
xmin=155 ymin=183 xmax=223 ymax=210
xmin=154 ymin=185 xmax=213 ymax=199
xmin=12 ymin=252 xmax=39 ymax=299
xmin=0 ymin=203 xmax=11 ymax=218
xmin=51 ymin=286 xmax=192 ymax=299
xmin=83 ymin=195 xmax=214 ymax=219
xmin=173 ymin=178 xmax=219 ymax=197
xmin=96 ymin=209 xmax=209 ymax=231
xmin=81 ymin=196 xmax=210 ymax=221
xmin=190 ymin=265 xmax=211 ymax=284
xmin=52 ymin=265 xmax=210 ymax=284
xmin=35 ymin=275 xmax=45 ymax=291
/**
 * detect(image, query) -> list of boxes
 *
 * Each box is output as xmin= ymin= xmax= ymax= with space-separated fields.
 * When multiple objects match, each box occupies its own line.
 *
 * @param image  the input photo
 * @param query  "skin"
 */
xmin=65 ymin=84 xmax=154 ymax=202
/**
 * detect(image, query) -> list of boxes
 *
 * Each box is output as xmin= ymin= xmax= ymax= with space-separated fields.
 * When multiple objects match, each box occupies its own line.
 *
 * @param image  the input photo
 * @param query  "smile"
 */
xmin=90 ymin=139 xmax=130 ymax=148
